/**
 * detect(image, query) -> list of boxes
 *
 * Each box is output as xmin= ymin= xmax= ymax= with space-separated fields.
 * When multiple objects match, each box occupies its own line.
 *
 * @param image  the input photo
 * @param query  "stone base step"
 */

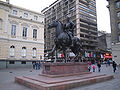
xmin=15 ymin=73 xmax=113 ymax=90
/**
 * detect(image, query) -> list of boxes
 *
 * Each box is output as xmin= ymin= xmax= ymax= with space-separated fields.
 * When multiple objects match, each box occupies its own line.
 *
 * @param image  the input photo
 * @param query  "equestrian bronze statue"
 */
xmin=47 ymin=17 xmax=82 ymax=63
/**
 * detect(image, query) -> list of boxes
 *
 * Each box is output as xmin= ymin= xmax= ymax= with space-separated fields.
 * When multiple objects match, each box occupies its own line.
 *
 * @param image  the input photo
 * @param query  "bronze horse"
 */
xmin=48 ymin=20 xmax=82 ymax=63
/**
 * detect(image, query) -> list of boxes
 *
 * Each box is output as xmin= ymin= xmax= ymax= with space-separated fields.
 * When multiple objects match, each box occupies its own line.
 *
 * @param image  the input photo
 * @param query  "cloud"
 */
xmin=96 ymin=0 xmax=111 ymax=33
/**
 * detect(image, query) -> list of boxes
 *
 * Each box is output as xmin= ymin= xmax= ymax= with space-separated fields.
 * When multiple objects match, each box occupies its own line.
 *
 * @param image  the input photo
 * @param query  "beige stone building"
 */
xmin=0 ymin=1 xmax=44 ymax=68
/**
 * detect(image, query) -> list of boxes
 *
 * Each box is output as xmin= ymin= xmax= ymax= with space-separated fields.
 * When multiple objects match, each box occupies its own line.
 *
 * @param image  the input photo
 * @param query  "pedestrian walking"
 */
xmin=38 ymin=62 xmax=41 ymax=70
xmin=107 ymin=59 xmax=110 ymax=66
xmin=112 ymin=61 xmax=117 ymax=73
xmin=35 ymin=62 xmax=38 ymax=70
xmin=92 ymin=64 xmax=96 ymax=72
xmin=88 ymin=61 xmax=92 ymax=72
xmin=36 ymin=62 xmax=40 ymax=70
xmin=97 ymin=62 xmax=101 ymax=72
xmin=32 ymin=62 xmax=36 ymax=69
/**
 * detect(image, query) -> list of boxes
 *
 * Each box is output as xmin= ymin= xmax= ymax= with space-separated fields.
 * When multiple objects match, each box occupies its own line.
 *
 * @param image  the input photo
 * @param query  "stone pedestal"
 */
xmin=42 ymin=62 xmax=89 ymax=75
xmin=15 ymin=62 xmax=114 ymax=90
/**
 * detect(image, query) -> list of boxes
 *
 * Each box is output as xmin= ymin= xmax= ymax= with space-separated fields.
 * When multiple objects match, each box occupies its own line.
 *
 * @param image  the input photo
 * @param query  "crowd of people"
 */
xmin=32 ymin=60 xmax=118 ymax=73
xmin=32 ymin=62 xmax=41 ymax=70
xmin=87 ymin=60 xmax=118 ymax=73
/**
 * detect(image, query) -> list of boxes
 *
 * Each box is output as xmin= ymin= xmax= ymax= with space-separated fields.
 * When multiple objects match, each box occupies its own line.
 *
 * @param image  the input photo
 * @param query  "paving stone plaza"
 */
xmin=0 ymin=64 xmax=120 ymax=90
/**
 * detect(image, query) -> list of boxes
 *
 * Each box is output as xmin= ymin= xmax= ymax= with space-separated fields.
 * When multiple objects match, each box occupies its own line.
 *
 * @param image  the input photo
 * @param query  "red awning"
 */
xmin=104 ymin=56 xmax=112 ymax=58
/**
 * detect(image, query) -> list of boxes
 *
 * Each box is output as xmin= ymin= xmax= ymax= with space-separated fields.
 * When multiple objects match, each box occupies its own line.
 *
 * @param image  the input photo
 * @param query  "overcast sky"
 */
xmin=5 ymin=0 xmax=111 ymax=33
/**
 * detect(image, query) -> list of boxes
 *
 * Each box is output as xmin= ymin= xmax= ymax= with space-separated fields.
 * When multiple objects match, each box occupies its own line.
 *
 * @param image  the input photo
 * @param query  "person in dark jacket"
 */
xmin=32 ymin=62 xmax=36 ymax=69
xmin=112 ymin=61 xmax=117 ymax=73
xmin=97 ymin=62 xmax=101 ymax=72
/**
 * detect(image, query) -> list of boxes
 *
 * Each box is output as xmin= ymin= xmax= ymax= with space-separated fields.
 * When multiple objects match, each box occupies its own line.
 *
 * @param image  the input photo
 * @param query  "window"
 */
xmin=24 ymin=13 xmax=28 ymax=18
xmin=34 ymin=15 xmax=38 ymax=20
xmin=118 ymin=23 xmax=120 ymax=29
xmin=9 ymin=61 xmax=15 ymax=64
xmin=21 ymin=61 xmax=26 ymax=64
xmin=118 ymin=35 xmax=120 ymax=41
xmin=117 ymin=12 xmax=120 ymax=19
xmin=21 ymin=47 xmax=26 ymax=57
xmin=40 ymin=55 xmax=42 ymax=60
xmin=116 ymin=1 xmax=120 ymax=8
xmin=12 ymin=10 xmax=17 ymax=15
xmin=32 ymin=48 xmax=37 ymax=58
xmin=0 ymin=19 xmax=2 ymax=30
xmin=0 ymin=47 xmax=2 ymax=56
xmin=11 ymin=25 xmax=16 ymax=36
xmin=33 ymin=29 xmax=37 ymax=39
xmin=9 ymin=46 xmax=15 ymax=57
xmin=22 ymin=27 xmax=27 ymax=37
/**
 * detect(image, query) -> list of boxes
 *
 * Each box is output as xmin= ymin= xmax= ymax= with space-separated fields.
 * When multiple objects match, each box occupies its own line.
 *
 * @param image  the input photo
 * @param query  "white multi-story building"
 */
xmin=42 ymin=0 xmax=98 ymax=56
xmin=0 ymin=1 xmax=44 ymax=68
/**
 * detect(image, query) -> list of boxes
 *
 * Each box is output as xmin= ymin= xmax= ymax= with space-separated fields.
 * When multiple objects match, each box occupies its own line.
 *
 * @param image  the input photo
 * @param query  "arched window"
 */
xmin=116 ymin=1 xmax=120 ymax=9
xmin=10 ymin=45 xmax=15 ymax=56
xmin=32 ymin=48 xmax=37 ymax=58
xmin=21 ymin=47 xmax=26 ymax=57
xmin=117 ymin=12 xmax=120 ymax=19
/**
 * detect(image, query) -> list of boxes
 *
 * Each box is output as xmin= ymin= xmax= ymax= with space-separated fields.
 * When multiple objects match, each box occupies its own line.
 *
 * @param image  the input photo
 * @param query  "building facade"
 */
xmin=98 ymin=31 xmax=107 ymax=51
xmin=98 ymin=31 xmax=112 ymax=51
xmin=42 ymin=0 xmax=98 ymax=58
xmin=107 ymin=0 xmax=120 ymax=65
xmin=97 ymin=31 xmax=112 ymax=61
xmin=0 ymin=1 xmax=44 ymax=68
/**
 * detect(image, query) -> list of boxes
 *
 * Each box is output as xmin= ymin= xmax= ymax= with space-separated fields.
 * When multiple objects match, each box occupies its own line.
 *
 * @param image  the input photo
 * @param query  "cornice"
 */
xmin=0 ymin=36 xmax=44 ymax=44
xmin=8 ymin=15 xmax=44 ymax=25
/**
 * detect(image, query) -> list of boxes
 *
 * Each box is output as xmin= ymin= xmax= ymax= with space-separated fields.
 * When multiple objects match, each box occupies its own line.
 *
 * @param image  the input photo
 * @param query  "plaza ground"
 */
xmin=0 ymin=64 xmax=120 ymax=90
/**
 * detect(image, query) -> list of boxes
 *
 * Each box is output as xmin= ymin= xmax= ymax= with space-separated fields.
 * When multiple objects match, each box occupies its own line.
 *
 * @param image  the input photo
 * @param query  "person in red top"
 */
xmin=88 ymin=61 xmax=92 ymax=72
xmin=92 ymin=64 xmax=96 ymax=72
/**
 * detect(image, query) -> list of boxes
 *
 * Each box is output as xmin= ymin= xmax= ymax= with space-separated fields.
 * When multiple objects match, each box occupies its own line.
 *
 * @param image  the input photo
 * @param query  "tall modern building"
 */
xmin=0 ymin=0 xmax=44 ymax=68
xmin=107 ymin=0 xmax=120 ymax=65
xmin=42 ymin=0 xmax=98 ymax=57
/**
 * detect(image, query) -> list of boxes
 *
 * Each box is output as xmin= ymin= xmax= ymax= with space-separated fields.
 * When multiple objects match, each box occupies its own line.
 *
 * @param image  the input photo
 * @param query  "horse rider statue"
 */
xmin=64 ymin=16 xmax=75 ymax=46
xmin=47 ymin=16 xmax=82 ymax=62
